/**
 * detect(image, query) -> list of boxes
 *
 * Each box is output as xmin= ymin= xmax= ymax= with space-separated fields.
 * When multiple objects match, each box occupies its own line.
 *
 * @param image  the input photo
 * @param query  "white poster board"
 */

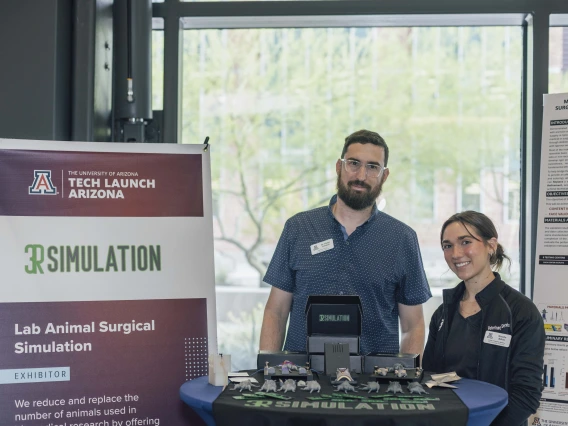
xmin=0 ymin=139 xmax=216 ymax=425
xmin=532 ymin=93 xmax=568 ymax=424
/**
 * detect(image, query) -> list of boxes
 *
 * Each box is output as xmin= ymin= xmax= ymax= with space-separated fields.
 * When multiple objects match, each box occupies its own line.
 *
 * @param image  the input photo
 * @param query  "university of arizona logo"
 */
xmin=29 ymin=170 xmax=57 ymax=195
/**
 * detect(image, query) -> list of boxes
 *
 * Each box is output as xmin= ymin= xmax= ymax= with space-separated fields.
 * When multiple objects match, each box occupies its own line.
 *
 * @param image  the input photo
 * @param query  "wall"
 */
xmin=0 ymin=0 xmax=72 ymax=141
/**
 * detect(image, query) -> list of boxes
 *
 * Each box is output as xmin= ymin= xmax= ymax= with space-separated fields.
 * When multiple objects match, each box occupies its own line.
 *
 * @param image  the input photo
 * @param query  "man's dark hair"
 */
xmin=341 ymin=129 xmax=389 ymax=166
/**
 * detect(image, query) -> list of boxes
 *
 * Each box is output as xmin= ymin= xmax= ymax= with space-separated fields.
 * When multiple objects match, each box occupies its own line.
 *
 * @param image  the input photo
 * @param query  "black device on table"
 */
xmin=257 ymin=295 xmax=420 ymax=379
xmin=305 ymin=295 xmax=363 ymax=374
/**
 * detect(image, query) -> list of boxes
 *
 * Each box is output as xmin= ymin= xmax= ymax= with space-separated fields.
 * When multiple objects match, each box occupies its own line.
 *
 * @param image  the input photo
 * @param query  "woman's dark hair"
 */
xmin=440 ymin=210 xmax=510 ymax=271
xmin=341 ymin=129 xmax=389 ymax=167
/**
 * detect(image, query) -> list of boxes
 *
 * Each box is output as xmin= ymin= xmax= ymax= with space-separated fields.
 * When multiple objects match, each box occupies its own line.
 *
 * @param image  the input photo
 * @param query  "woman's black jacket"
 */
xmin=423 ymin=273 xmax=545 ymax=426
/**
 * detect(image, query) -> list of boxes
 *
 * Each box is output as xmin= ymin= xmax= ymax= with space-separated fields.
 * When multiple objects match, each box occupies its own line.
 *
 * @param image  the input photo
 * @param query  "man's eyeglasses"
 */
xmin=340 ymin=159 xmax=386 ymax=178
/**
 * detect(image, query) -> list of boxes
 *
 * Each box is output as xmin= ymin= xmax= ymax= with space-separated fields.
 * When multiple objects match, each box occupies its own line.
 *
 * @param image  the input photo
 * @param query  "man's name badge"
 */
xmin=483 ymin=330 xmax=511 ymax=347
xmin=311 ymin=239 xmax=334 ymax=255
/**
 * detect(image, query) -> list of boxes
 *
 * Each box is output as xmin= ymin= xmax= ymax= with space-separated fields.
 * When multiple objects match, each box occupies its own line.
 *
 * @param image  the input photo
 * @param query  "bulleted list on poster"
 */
xmin=541 ymin=116 xmax=568 ymax=255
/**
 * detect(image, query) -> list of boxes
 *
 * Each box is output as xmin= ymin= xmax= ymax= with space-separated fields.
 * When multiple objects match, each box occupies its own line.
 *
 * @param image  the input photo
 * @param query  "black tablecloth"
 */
xmin=212 ymin=372 xmax=468 ymax=426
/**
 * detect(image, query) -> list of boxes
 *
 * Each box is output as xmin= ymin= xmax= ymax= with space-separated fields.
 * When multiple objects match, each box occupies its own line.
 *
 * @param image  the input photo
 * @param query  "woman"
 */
xmin=423 ymin=211 xmax=545 ymax=426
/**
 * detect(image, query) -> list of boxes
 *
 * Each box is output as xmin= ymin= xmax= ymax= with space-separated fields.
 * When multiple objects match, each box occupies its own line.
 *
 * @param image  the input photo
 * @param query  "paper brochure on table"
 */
xmin=425 ymin=372 xmax=461 ymax=388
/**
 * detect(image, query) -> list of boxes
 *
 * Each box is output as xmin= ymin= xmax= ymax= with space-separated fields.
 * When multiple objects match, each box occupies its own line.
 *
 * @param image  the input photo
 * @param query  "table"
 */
xmin=180 ymin=376 xmax=507 ymax=426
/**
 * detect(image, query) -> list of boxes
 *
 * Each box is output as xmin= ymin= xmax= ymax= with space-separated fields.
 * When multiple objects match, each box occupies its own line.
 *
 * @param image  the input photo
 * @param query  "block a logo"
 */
xmin=29 ymin=170 xmax=57 ymax=195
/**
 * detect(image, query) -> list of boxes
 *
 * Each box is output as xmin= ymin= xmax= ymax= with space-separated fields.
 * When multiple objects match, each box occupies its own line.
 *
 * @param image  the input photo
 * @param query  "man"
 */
xmin=259 ymin=129 xmax=431 ymax=355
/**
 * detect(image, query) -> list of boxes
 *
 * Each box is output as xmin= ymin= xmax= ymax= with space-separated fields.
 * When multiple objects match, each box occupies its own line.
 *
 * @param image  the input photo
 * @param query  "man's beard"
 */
xmin=336 ymin=174 xmax=383 ymax=211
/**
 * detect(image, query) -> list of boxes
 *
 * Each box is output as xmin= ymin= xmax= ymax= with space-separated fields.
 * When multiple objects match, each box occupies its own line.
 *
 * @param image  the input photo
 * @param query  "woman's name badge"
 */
xmin=311 ymin=239 xmax=334 ymax=255
xmin=483 ymin=330 xmax=511 ymax=347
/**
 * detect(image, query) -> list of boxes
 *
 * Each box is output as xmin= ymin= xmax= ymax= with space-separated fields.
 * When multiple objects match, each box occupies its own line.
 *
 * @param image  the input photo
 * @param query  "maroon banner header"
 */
xmin=0 ymin=149 xmax=203 ymax=217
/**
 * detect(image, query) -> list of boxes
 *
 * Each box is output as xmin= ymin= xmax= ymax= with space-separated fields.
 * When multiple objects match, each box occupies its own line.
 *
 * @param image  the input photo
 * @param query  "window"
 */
xmin=461 ymin=180 xmax=481 ymax=212
xmin=151 ymin=23 xmax=523 ymax=368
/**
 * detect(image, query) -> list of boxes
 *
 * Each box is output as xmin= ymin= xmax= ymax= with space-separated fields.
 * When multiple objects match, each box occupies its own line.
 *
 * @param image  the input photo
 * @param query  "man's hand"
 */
xmin=398 ymin=303 xmax=425 ymax=357
xmin=259 ymin=287 xmax=293 ymax=351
